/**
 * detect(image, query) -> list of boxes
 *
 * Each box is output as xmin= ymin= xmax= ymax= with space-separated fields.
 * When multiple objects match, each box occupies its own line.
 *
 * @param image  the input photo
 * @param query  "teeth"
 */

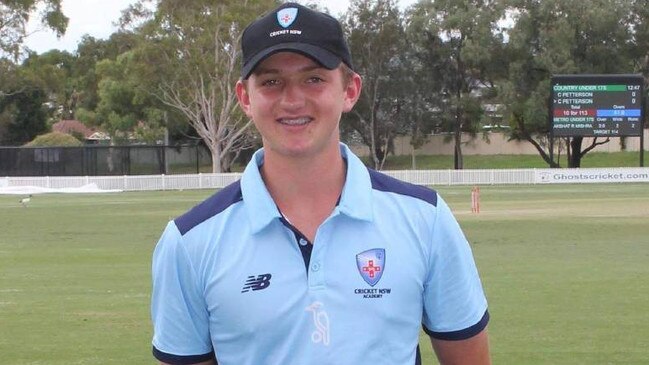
xmin=279 ymin=117 xmax=311 ymax=126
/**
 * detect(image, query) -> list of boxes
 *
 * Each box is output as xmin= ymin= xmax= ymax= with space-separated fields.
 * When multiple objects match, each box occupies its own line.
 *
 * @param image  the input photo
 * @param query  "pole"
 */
xmin=164 ymin=113 xmax=170 ymax=173
xmin=641 ymin=79 xmax=646 ymax=167
xmin=641 ymin=131 xmax=645 ymax=167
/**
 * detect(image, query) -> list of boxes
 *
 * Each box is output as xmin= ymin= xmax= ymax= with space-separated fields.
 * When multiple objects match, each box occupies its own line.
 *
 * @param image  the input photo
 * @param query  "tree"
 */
xmin=72 ymin=33 xmax=140 ymax=123
xmin=0 ymin=49 xmax=62 ymax=145
xmin=0 ymin=57 xmax=19 ymax=101
xmin=72 ymin=36 xmax=112 ymax=117
xmin=25 ymin=131 xmax=83 ymax=146
xmin=341 ymin=0 xmax=408 ymax=170
xmin=630 ymin=0 xmax=649 ymax=76
xmin=628 ymin=0 xmax=649 ymax=144
xmin=407 ymin=0 xmax=505 ymax=169
xmin=402 ymin=2 xmax=451 ymax=168
xmin=500 ymin=0 xmax=636 ymax=167
xmin=0 ymin=83 xmax=48 ymax=145
xmin=90 ymin=53 xmax=156 ymax=143
xmin=20 ymin=49 xmax=75 ymax=123
xmin=120 ymin=0 xmax=277 ymax=172
xmin=0 ymin=0 xmax=68 ymax=60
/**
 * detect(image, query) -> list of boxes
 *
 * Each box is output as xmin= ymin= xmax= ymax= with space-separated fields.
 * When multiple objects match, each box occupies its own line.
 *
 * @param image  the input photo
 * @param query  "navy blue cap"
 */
xmin=241 ymin=3 xmax=353 ymax=79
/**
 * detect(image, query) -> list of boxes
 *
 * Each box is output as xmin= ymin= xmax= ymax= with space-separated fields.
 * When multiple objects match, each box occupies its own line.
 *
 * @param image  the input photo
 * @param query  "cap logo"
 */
xmin=277 ymin=8 xmax=298 ymax=28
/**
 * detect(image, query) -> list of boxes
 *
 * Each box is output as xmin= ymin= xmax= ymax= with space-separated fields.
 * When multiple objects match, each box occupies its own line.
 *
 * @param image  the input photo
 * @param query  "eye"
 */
xmin=307 ymin=76 xmax=324 ymax=84
xmin=260 ymin=78 xmax=281 ymax=87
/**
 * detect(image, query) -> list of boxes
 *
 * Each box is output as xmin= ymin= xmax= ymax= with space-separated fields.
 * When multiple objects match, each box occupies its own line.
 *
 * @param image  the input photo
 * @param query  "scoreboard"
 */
xmin=551 ymin=74 xmax=644 ymax=137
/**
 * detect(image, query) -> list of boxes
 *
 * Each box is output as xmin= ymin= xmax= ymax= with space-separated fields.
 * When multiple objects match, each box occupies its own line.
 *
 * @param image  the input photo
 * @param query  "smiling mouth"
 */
xmin=278 ymin=117 xmax=312 ymax=126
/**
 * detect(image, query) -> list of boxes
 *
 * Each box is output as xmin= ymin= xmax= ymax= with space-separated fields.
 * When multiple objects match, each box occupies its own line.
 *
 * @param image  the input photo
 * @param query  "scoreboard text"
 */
xmin=551 ymin=75 xmax=644 ymax=137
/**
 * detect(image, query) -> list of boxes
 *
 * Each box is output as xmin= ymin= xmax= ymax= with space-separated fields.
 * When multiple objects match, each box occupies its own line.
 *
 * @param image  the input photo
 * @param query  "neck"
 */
xmin=260 ymin=144 xmax=346 ymax=240
xmin=261 ymin=144 xmax=346 ymax=203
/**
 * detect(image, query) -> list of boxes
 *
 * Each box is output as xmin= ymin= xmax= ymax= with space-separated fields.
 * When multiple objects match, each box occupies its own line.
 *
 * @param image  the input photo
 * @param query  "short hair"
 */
xmin=340 ymin=62 xmax=356 ymax=88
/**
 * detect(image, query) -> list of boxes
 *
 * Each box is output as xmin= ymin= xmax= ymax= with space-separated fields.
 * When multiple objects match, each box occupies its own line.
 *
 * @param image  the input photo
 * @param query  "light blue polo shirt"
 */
xmin=151 ymin=143 xmax=488 ymax=365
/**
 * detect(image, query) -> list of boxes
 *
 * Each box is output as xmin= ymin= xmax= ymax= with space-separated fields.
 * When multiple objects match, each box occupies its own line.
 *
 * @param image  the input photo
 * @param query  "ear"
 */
xmin=236 ymin=80 xmax=253 ymax=118
xmin=342 ymin=73 xmax=362 ymax=113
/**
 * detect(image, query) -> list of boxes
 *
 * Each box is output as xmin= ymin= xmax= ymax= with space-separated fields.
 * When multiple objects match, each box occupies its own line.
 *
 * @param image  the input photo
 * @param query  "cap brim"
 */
xmin=241 ymin=43 xmax=342 ymax=79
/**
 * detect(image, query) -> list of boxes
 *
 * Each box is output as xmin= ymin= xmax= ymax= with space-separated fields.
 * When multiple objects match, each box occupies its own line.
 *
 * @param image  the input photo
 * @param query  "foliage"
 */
xmin=24 ymin=131 xmax=83 ymax=146
xmin=406 ymin=0 xmax=505 ymax=169
xmin=499 ymin=0 xmax=638 ymax=167
xmin=1 ymin=0 xmax=649 ymax=170
xmin=118 ymin=0 xmax=277 ymax=172
xmin=71 ymin=33 xmax=141 ymax=121
xmin=341 ymin=0 xmax=408 ymax=170
xmin=629 ymin=0 xmax=649 ymax=76
xmin=401 ymin=2 xmax=448 ymax=152
xmin=0 ymin=0 xmax=68 ymax=60
xmin=0 ymin=81 xmax=48 ymax=145
xmin=20 ymin=50 xmax=76 ymax=123
xmin=72 ymin=36 xmax=122 ymax=116
xmin=93 ymin=51 xmax=166 ymax=144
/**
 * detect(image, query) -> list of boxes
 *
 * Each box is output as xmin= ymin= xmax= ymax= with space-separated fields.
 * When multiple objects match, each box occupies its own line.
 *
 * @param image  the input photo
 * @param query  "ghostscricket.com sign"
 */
xmin=535 ymin=168 xmax=649 ymax=184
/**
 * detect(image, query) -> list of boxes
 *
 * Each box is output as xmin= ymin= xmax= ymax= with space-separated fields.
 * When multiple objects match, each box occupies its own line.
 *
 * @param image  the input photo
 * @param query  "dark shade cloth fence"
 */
xmin=0 ymin=145 xmax=213 ymax=176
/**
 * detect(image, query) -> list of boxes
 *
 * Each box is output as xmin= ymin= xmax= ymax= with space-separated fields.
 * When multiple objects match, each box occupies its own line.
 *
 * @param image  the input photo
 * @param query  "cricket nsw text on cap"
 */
xmin=241 ymin=2 xmax=353 ymax=79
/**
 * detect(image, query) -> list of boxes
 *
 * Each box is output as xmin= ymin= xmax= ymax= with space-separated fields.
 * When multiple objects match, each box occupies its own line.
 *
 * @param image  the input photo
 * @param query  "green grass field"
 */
xmin=1 ymin=183 xmax=648 ymax=364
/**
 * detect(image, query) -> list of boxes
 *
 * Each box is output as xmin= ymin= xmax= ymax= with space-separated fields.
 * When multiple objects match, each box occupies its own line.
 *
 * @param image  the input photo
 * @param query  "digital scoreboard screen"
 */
xmin=551 ymin=74 xmax=644 ymax=137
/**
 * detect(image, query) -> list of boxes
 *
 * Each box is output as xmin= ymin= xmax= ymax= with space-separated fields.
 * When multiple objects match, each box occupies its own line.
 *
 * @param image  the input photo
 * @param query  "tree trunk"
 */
xmin=569 ymin=137 xmax=583 ymax=168
xmin=411 ymin=147 xmax=416 ymax=169
xmin=453 ymin=94 xmax=463 ymax=170
xmin=208 ymin=141 xmax=223 ymax=173
xmin=378 ymin=134 xmax=391 ymax=170
xmin=454 ymin=120 xmax=463 ymax=170
xmin=513 ymin=113 xmax=560 ymax=168
xmin=370 ymin=121 xmax=379 ymax=169
xmin=454 ymin=139 xmax=463 ymax=170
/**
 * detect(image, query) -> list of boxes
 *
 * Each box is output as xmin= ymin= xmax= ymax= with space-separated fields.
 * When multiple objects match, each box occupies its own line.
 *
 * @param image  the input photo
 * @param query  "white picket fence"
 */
xmin=1 ymin=167 xmax=648 ymax=193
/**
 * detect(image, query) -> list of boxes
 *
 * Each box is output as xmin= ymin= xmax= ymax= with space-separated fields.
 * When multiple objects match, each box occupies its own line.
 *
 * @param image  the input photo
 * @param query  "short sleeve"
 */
xmin=422 ymin=195 xmax=489 ymax=340
xmin=151 ymin=221 xmax=215 ymax=362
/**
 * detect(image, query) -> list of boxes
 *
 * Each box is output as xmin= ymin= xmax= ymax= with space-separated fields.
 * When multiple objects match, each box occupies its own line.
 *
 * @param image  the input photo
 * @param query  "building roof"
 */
xmin=52 ymin=120 xmax=102 ymax=139
xmin=87 ymin=131 xmax=111 ymax=141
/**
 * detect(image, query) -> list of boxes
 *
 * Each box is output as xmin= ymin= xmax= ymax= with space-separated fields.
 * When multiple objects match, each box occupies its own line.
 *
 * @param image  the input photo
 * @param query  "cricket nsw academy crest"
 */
xmin=356 ymin=248 xmax=385 ymax=287
xmin=277 ymin=8 xmax=298 ymax=28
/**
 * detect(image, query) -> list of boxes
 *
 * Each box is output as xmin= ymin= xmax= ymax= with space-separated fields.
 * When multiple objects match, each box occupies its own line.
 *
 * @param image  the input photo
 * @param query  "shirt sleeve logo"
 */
xmin=241 ymin=273 xmax=272 ymax=293
xmin=277 ymin=8 xmax=298 ymax=28
xmin=356 ymin=248 xmax=385 ymax=287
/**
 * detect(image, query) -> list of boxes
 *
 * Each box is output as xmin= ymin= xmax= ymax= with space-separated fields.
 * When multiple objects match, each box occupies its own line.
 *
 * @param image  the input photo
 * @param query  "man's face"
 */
xmin=236 ymin=52 xmax=361 ymax=160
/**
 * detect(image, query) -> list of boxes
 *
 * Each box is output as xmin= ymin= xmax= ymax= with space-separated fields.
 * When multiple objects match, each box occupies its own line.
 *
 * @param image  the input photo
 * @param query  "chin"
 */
xmin=273 ymin=143 xmax=321 ymax=159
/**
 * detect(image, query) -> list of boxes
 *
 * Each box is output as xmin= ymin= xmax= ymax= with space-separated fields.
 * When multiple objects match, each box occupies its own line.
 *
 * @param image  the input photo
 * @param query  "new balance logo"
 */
xmin=241 ymin=274 xmax=272 ymax=293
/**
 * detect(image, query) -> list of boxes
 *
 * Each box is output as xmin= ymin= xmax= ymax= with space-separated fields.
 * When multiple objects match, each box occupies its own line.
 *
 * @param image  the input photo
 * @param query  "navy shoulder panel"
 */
xmin=174 ymin=180 xmax=243 ymax=235
xmin=368 ymin=168 xmax=437 ymax=206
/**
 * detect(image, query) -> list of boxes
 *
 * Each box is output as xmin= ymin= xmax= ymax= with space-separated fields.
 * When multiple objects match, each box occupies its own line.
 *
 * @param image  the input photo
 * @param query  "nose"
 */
xmin=279 ymin=83 xmax=305 ymax=110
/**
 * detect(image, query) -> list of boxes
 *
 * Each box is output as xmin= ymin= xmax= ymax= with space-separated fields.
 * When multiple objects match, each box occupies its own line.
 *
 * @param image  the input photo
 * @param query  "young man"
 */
xmin=151 ymin=3 xmax=491 ymax=365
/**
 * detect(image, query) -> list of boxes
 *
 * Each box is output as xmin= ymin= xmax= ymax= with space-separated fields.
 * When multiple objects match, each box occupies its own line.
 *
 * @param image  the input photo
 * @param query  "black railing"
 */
xmin=0 ymin=145 xmax=213 ymax=176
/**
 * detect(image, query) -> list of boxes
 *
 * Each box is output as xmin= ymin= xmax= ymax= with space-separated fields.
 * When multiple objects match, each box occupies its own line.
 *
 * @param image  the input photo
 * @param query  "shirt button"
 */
xmin=299 ymin=238 xmax=308 ymax=246
xmin=311 ymin=263 xmax=320 ymax=272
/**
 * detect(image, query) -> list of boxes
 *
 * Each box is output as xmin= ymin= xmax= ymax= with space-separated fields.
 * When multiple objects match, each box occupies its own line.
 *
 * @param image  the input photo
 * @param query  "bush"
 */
xmin=25 ymin=132 xmax=84 ymax=147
